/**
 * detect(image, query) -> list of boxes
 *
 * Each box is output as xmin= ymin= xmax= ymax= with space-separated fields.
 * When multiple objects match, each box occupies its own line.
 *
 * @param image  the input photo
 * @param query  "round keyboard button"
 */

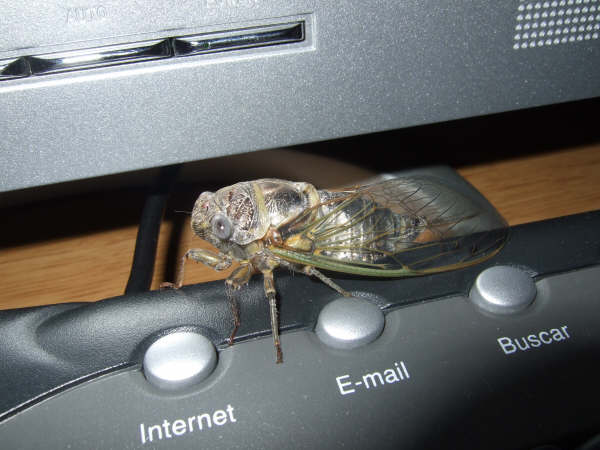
xmin=315 ymin=296 xmax=385 ymax=349
xmin=143 ymin=331 xmax=217 ymax=390
xmin=470 ymin=265 xmax=536 ymax=314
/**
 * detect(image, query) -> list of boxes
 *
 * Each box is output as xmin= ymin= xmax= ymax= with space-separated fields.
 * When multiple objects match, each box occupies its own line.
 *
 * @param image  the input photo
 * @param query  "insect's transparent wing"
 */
xmin=275 ymin=177 xmax=508 ymax=275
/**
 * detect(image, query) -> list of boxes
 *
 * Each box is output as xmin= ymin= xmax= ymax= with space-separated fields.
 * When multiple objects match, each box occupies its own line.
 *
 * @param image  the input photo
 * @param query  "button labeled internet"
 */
xmin=143 ymin=331 xmax=217 ymax=391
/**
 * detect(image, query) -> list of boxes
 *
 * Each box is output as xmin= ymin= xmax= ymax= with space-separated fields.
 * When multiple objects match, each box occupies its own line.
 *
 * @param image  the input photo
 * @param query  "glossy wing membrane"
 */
xmin=270 ymin=177 xmax=508 ymax=276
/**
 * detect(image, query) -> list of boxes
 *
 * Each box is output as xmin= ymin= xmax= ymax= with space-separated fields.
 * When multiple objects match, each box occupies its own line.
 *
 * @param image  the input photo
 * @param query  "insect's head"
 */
xmin=190 ymin=183 xmax=263 ymax=258
xmin=191 ymin=191 xmax=231 ymax=246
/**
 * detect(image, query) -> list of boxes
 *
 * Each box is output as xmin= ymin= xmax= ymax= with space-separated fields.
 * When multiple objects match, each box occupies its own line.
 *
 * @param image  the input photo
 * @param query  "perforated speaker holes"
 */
xmin=513 ymin=0 xmax=600 ymax=49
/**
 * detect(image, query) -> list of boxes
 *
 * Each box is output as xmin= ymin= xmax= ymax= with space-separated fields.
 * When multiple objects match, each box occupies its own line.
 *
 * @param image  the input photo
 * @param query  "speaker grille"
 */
xmin=513 ymin=0 xmax=600 ymax=49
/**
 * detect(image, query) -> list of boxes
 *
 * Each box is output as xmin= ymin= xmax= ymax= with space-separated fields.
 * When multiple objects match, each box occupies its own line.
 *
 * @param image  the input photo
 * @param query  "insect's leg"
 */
xmin=303 ymin=266 xmax=353 ymax=297
xmin=247 ymin=252 xmax=283 ymax=362
xmin=162 ymin=248 xmax=233 ymax=289
xmin=225 ymin=263 xmax=254 ymax=345
xmin=262 ymin=270 xmax=283 ymax=364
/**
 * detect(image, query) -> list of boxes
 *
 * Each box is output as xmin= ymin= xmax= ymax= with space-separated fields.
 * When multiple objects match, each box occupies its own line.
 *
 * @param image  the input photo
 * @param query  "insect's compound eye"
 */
xmin=211 ymin=213 xmax=233 ymax=240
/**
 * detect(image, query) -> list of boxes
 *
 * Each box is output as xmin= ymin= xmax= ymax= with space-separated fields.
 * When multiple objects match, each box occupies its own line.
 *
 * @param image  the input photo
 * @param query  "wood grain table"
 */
xmin=1 ymin=143 xmax=599 ymax=310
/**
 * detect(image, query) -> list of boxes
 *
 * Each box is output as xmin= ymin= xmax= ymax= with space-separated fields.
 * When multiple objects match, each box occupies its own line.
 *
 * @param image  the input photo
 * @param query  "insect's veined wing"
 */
xmin=270 ymin=177 xmax=508 ymax=277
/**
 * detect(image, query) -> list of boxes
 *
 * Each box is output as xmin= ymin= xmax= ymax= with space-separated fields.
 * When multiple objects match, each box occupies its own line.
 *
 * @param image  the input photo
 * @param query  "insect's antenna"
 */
xmin=174 ymin=210 xmax=192 ymax=215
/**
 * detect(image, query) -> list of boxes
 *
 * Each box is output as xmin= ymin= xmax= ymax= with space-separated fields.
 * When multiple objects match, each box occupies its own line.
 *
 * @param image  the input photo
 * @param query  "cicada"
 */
xmin=172 ymin=177 xmax=507 ymax=363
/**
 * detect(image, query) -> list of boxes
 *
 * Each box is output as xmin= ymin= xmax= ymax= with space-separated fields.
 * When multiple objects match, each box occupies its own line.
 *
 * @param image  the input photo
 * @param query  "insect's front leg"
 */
xmin=225 ymin=263 xmax=255 ymax=346
xmin=251 ymin=253 xmax=283 ymax=363
xmin=262 ymin=270 xmax=283 ymax=364
xmin=162 ymin=248 xmax=233 ymax=289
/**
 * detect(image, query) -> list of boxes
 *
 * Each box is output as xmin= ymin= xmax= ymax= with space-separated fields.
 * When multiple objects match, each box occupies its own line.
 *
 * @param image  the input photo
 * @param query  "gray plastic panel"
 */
xmin=1 ymin=1 xmax=600 ymax=191
xmin=1 ymin=266 xmax=598 ymax=449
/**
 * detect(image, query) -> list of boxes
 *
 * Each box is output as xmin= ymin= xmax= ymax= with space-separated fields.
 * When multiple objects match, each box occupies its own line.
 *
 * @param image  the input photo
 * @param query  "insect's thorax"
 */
xmin=255 ymin=179 xmax=320 ymax=230
xmin=214 ymin=179 xmax=320 ymax=249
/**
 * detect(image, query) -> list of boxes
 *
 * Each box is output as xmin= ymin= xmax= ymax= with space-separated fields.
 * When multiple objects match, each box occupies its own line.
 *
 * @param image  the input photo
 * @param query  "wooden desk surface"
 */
xmin=1 ymin=144 xmax=599 ymax=310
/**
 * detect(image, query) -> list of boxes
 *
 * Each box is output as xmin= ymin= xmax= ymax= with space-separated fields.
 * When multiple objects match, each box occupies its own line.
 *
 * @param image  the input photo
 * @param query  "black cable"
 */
xmin=125 ymin=164 xmax=181 ymax=294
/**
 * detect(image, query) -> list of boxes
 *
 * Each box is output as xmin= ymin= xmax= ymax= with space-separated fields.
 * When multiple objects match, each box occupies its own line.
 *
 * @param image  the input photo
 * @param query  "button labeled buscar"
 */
xmin=470 ymin=265 xmax=536 ymax=314
xmin=143 ymin=331 xmax=217 ymax=390
xmin=315 ymin=296 xmax=385 ymax=349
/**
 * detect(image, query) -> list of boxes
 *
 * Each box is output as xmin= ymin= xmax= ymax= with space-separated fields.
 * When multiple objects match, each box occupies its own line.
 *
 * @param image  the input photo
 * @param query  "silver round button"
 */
xmin=470 ymin=265 xmax=536 ymax=315
xmin=315 ymin=296 xmax=385 ymax=349
xmin=143 ymin=331 xmax=217 ymax=391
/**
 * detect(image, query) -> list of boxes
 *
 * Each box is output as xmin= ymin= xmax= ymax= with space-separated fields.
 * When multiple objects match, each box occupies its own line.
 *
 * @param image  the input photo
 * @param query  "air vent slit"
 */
xmin=0 ymin=21 xmax=306 ymax=80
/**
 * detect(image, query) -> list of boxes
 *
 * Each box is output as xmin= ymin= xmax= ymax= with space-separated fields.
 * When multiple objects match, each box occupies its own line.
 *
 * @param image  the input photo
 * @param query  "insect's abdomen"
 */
xmin=314 ymin=191 xmax=423 ymax=264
